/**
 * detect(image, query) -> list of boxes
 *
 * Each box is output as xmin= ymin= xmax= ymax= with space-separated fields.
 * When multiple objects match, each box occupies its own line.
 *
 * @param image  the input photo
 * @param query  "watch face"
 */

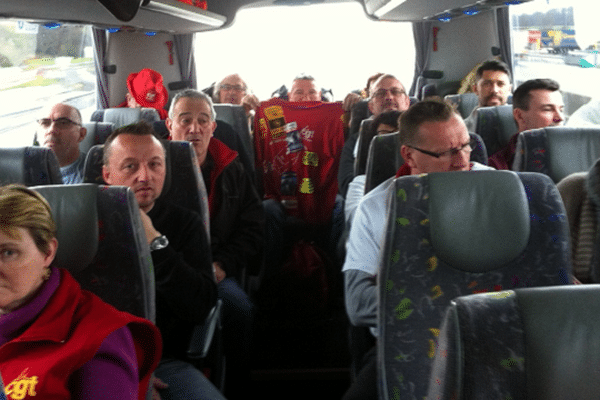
xmin=151 ymin=235 xmax=169 ymax=251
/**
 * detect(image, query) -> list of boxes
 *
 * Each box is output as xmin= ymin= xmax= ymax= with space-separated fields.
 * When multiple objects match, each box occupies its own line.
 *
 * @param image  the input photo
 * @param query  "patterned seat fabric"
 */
xmin=513 ymin=126 xmax=600 ymax=183
xmin=474 ymin=104 xmax=518 ymax=156
xmin=33 ymin=184 xmax=155 ymax=321
xmin=428 ymin=285 xmax=600 ymax=400
xmin=444 ymin=93 xmax=479 ymax=120
xmin=80 ymin=122 xmax=114 ymax=155
xmin=0 ymin=146 xmax=62 ymax=186
xmin=363 ymin=132 xmax=488 ymax=194
xmin=378 ymin=170 xmax=572 ymax=400
xmin=91 ymin=107 xmax=160 ymax=128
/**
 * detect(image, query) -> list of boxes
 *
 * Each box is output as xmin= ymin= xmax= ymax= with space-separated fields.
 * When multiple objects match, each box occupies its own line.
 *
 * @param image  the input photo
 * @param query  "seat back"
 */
xmin=378 ymin=170 xmax=572 ymax=400
xmin=83 ymin=141 xmax=210 ymax=238
xmin=354 ymin=119 xmax=375 ymax=176
xmin=428 ymin=285 xmax=600 ymax=400
xmin=80 ymin=122 xmax=114 ymax=154
xmin=91 ymin=108 xmax=160 ymax=128
xmin=444 ymin=93 xmax=479 ymax=119
xmin=474 ymin=104 xmax=518 ymax=155
xmin=513 ymin=126 xmax=600 ymax=183
xmin=363 ymin=132 xmax=488 ymax=193
xmin=213 ymin=104 xmax=254 ymax=163
xmin=0 ymin=147 xmax=62 ymax=185
xmin=33 ymin=184 xmax=155 ymax=321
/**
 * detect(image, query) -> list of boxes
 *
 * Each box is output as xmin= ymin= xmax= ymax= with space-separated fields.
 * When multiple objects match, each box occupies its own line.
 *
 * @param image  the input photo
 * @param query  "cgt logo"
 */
xmin=5 ymin=369 xmax=39 ymax=399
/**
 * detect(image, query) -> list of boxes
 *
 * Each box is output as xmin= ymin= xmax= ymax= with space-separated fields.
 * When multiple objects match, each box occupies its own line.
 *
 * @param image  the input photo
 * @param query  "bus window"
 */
xmin=0 ymin=21 xmax=95 ymax=147
xmin=194 ymin=2 xmax=415 ymax=101
xmin=510 ymin=0 xmax=599 ymax=115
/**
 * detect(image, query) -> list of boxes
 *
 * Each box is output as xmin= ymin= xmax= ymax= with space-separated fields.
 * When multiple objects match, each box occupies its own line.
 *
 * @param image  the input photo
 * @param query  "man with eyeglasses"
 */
xmin=341 ymin=99 xmax=492 ymax=400
xmin=214 ymin=73 xmax=259 ymax=117
xmin=37 ymin=103 xmax=87 ymax=184
xmin=338 ymin=74 xmax=411 ymax=198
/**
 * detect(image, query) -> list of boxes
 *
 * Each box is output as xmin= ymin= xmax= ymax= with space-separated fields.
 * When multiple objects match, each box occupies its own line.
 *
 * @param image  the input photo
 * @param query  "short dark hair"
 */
xmin=398 ymin=99 xmax=458 ymax=146
xmin=103 ymin=121 xmax=164 ymax=165
xmin=512 ymin=79 xmax=560 ymax=111
xmin=372 ymin=110 xmax=401 ymax=134
xmin=475 ymin=59 xmax=511 ymax=82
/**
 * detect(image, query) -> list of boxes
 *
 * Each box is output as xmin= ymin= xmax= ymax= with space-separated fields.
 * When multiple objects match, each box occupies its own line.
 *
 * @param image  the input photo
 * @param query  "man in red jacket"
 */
xmin=166 ymin=89 xmax=263 ymax=399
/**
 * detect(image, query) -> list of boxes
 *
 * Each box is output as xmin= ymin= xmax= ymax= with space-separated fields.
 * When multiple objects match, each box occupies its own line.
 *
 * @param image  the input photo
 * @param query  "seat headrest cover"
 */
xmin=429 ymin=170 xmax=530 ymax=272
xmin=544 ymin=126 xmax=600 ymax=182
xmin=0 ymin=147 xmax=27 ymax=184
xmin=33 ymin=184 xmax=99 ymax=273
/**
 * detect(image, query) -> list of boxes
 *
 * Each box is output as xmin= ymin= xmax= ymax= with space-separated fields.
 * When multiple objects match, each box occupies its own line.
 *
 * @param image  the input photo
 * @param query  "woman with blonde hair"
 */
xmin=0 ymin=185 xmax=161 ymax=399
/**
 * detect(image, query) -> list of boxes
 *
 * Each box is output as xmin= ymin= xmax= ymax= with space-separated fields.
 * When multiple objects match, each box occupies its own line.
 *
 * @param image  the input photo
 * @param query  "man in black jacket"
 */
xmin=167 ymin=89 xmax=264 ymax=398
xmin=102 ymin=122 xmax=224 ymax=399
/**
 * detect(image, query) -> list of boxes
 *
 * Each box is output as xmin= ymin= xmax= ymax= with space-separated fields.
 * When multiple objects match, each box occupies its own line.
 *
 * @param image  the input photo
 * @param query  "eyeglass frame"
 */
xmin=406 ymin=139 xmax=475 ymax=159
xmin=37 ymin=117 xmax=82 ymax=129
xmin=220 ymin=84 xmax=246 ymax=92
xmin=371 ymin=88 xmax=407 ymax=100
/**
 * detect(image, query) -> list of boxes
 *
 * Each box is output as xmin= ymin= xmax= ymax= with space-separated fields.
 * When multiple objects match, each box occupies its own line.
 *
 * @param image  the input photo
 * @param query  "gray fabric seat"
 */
xmin=80 ymin=122 xmax=114 ymax=155
xmin=444 ymin=93 xmax=479 ymax=119
xmin=0 ymin=146 xmax=62 ymax=186
xmin=33 ymin=184 xmax=155 ymax=321
xmin=513 ymin=126 xmax=600 ymax=183
xmin=363 ymin=132 xmax=488 ymax=193
xmin=378 ymin=170 xmax=572 ymax=400
xmin=428 ymin=284 xmax=600 ymax=400
xmin=213 ymin=103 xmax=254 ymax=166
xmin=91 ymin=107 xmax=160 ymax=128
xmin=473 ymin=104 xmax=518 ymax=156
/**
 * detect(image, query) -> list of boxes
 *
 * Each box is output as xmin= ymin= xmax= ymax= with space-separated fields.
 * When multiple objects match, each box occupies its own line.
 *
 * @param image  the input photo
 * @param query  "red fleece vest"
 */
xmin=0 ymin=270 xmax=161 ymax=400
xmin=254 ymin=98 xmax=345 ymax=225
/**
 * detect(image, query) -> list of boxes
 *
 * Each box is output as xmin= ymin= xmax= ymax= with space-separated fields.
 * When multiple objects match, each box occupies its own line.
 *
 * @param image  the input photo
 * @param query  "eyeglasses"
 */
xmin=372 ymin=88 xmax=406 ymax=99
xmin=408 ymin=139 xmax=475 ymax=159
xmin=220 ymin=84 xmax=246 ymax=92
xmin=37 ymin=118 xmax=81 ymax=129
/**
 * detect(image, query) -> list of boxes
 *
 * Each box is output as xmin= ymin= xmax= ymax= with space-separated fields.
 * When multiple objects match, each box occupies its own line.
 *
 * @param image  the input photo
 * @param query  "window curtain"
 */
xmin=92 ymin=27 xmax=109 ymax=109
xmin=174 ymin=34 xmax=197 ymax=89
xmin=409 ymin=21 xmax=433 ymax=97
xmin=496 ymin=7 xmax=513 ymax=80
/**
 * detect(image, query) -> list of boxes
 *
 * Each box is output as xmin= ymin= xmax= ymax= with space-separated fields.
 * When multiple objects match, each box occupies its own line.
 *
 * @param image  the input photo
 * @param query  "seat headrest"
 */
xmin=33 ymin=184 xmax=99 ymax=272
xmin=476 ymin=104 xmax=518 ymax=155
xmin=544 ymin=126 xmax=600 ymax=182
xmin=102 ymin=108 xmax=160 ymax=128
xmin=80 ymin=122 xmax=114 ymax=154
xmin=428 ymin=170 xmax=530 ymax=271
xmin=0 ymin=147 xmax=62 ymax=185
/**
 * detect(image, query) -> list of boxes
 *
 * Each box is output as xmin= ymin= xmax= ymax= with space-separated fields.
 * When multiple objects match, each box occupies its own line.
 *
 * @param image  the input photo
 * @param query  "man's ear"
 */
xmin=367 ymin=99 xmax=375 ymax=115
xmin=102 ymin=165 xmax=111 ymax=184
xmin=513 ymin=108 xmax=524 ymax=132
xmin=165 ymin=117 xmax=173 ymax=133
xmin=471 ymin=82 xmax=479 ymax=95
xmin=77 ymin=127 xmax=87 ymax=143
xmin=210 ymin=120 xmax=217 ymax=137
xmin=400 ymin=145 xmax=416 ymax=169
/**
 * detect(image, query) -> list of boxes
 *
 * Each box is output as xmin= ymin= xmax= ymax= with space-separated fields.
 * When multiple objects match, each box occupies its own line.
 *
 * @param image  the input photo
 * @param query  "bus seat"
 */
xmin=513 ymin=126 xmax=600 ymax=183
xmin=474 ymin=104 xmax=518 ymax=156
xmin=444 ymin=93 xmax=479 ymax=119
xmin=354 ymin=119 xmax=374 ymax=176
xmin=428 ymin=285 xmax=600 ymax=400
xmin=213 ymin=104 xmax=254 ymax=162
xmin=363 ymin=132 xmax=487 ymax=193
xmin=378 ymin=170 xmax=572 ymax=400
xmin=349 ymin=100 xmax=371 ymax=137
xmin=80 ymin=122 xmax=114 ymax=155
xmin=91 ymin=108 xmax=160 ymax=128
xmin=0 ymin=147 xmax=62 ymax=186
xmin=33 ymin=184 xmax=155 ymax=321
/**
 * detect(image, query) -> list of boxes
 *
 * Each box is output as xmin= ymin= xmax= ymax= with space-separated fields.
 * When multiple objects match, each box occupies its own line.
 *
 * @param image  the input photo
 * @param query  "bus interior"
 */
xmin=0 ymin=0 xmax=599 ymax=398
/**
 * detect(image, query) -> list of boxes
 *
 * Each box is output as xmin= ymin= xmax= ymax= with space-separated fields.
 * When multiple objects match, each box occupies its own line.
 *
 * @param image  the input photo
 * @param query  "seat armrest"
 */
xmin=186 ymin=300 xmax=223 ymax=359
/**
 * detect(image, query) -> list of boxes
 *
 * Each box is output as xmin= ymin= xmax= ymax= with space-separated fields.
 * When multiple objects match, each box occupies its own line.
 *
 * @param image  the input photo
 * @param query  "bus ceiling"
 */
xmin=0 ymin=0 xmax=533 ymax=34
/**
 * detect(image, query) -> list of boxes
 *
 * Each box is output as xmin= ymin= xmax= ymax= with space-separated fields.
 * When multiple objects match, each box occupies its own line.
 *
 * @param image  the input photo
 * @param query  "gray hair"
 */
xmin=169 ymin=89 xmax=216 ymax=121
xmin=213 ymin=74 xmax=247 ymax=103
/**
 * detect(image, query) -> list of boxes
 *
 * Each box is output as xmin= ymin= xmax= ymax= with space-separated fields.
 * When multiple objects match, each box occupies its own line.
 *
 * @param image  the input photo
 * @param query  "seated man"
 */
xmin=488 ymin=78 xmax=564 ymax=169
xmin=213 ymin=73 xmax=260 ymax=117
xmin=463 ymin=59 xmax=512 ymax=132
xmin=338 ymin=74 xmax=411 ymax=198
xmin=255 ymin=74 xmax=346 ymax=274
xmin=101 ymin=122 xmax=223 ymax=400
xmin=118 ymin=68 xmax=169 ymax=119
xmin=342 ymin=99 xmax=492 ymax=400
xmin=166 ymin=89 xmax=263 ymax=398
xmin=37 ymin=103 xmax=87 ymax=184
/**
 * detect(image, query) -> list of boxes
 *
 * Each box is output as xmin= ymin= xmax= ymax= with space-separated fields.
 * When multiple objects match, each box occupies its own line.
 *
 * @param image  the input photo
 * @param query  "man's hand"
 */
xmin=343 ymin=92 xmax=362 ymax=112
xmin=213 ymin=261 xmax=226 ymax=283
xmin=241 ymin=94 xmax=259 ymax=115
xmin=139 ymin=208 xmax=162 ymax=245
xmin=151 ymin=376 xmax=168 ymax=400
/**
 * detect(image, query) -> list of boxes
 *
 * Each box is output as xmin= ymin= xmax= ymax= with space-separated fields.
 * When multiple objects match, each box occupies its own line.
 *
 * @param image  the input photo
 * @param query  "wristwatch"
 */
xmin=150 ymin=235 xmax=169 ymax=252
